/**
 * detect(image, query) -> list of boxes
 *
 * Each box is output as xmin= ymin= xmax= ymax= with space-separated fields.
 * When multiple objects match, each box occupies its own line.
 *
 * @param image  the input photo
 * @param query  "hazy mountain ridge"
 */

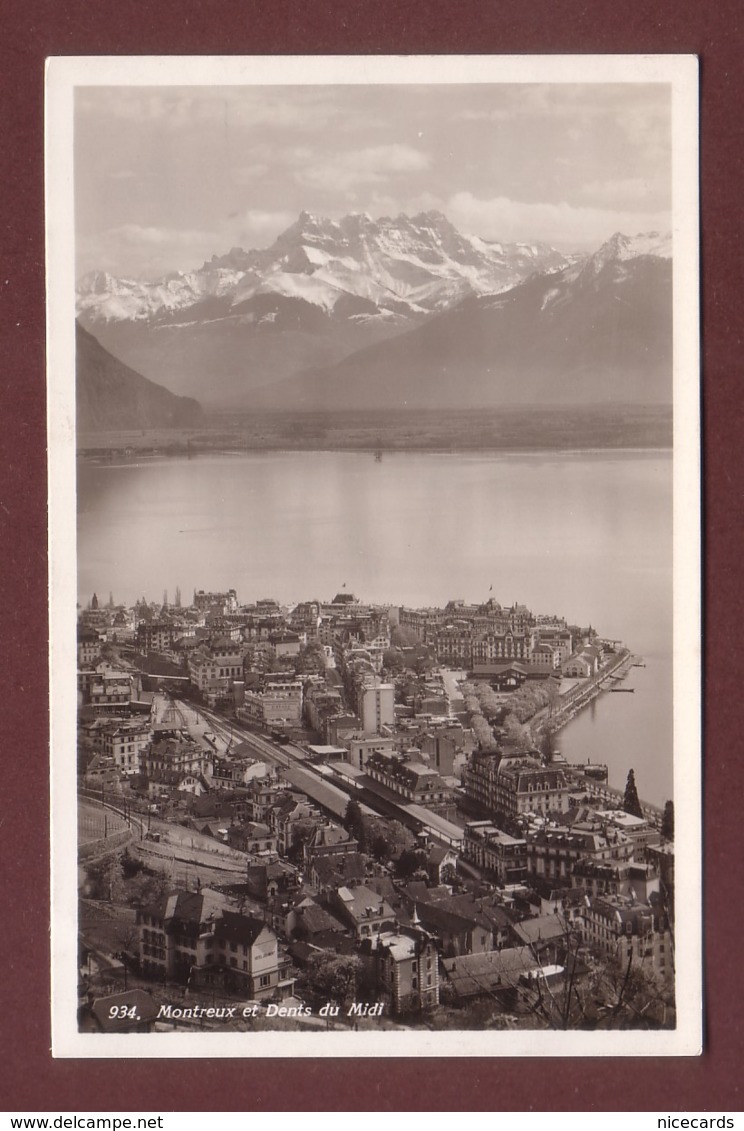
xmin=76 ymin=323 xmax=204 ymax=431
xmin=260 ymin=231 xmax=673 ymax=411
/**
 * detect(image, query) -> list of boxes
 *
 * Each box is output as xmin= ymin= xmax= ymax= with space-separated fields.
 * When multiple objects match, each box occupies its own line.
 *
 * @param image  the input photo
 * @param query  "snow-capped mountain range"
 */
xmin=77 ymin=210 xmax=573 ymax=326
xmin=76 ymin=212 xmax=672 ymax=410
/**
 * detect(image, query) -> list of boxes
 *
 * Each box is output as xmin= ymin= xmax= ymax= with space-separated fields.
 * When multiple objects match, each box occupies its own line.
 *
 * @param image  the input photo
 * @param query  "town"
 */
xmin=76 ymin=587 xmax=675 ymax=1033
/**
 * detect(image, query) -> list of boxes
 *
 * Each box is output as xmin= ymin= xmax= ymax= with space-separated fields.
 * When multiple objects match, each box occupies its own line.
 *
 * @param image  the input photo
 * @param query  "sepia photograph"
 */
xmin=46 ymin=54 xmax=701 ymax=1057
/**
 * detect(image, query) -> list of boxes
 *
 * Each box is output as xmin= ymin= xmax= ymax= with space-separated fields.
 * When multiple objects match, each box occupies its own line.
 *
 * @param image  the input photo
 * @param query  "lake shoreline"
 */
xmin=76 ymin=404 xmax=673 ymax=459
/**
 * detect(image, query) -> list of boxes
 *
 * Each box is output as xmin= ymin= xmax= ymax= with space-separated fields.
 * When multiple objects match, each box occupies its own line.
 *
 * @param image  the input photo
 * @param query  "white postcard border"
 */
xmin=46 ymin=52 xmax=701 ymax=1058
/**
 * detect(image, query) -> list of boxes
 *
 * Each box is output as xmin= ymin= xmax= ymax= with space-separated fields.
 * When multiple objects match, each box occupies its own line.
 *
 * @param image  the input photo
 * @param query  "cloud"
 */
xmin=296 ymin=144 xmax=430 ymax=192
xmin=77 ymin=211 xmax=297 ymax=280
xmin=76 ymin=87 xmax=360 ymax=134
xmin=228 ymin=209 xmax=295 ymax=245
xmin=446 ymin=191 xmax=671 ymax=250
xmin=233 ymin=163 xmax=270 ymax=185
xmin=451 ymin=108 xmax=513 ymax=123
xmin=579 ymin=177 xmax=661 ymax=207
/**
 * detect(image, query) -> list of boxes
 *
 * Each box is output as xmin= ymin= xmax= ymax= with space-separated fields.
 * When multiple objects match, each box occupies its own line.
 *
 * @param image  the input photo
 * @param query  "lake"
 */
xmin=77 ymin=447 xmax=673 ymax=804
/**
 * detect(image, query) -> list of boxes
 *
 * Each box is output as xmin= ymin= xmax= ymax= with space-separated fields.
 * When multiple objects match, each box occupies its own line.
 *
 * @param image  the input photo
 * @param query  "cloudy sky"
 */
xmin=75 ymin=82 xmax=671 ymax=280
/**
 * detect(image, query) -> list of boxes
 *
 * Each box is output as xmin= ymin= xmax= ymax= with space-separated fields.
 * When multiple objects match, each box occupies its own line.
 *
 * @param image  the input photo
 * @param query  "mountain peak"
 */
xmin=592 ymin=230 xmax=672 ymax=268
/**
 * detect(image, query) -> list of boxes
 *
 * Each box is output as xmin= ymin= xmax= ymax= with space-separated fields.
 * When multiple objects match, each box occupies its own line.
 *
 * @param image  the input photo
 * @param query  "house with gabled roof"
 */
xmin=306 ymin=851 xmax=368 ymax=894
xmin=137 ymin=888 xmax=294 ymax=999
xmin=227 ymin=820 xmax=277 ymax=855
xmin=245 ymin=859 xmax=300 ymax=903
xmin=330 ymin=883 xmax=397 ymax=939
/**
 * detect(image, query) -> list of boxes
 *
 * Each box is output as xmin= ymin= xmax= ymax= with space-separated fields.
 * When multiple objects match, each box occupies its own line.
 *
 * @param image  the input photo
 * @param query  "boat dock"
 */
xmin=532 ymin=648 xmax=642 ymax=740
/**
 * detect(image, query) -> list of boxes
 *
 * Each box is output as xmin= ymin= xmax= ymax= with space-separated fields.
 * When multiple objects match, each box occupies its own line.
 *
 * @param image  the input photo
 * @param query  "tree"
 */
xmin=503 ymin=916 xmax=676 ymax=1031
xmin=396 ymin=847 xmax=425 ymax=879
xmin=343 ymin=799 xmax=367 ymax=852
xmin=623 ymin=769 xmax=644 ymax=818
xmin=86 ymin=854 xmax=126 ymax=902
xmin=382 ymin=648 xmax=406 ymax=675
xmin=471 ymin=714 xmax=495 ymax=748
xmin=661 ymin=800 xmax=674 ymax=841
xmin=390 ymin=625 xmax=419 ymax=649
xmin=502 ymin=712 xmax=533 ymax=752
xmin=474 ymin=682 xmax=501 ymax=719
xmin=370 ymin=833 xmax=391 ymax=861
xmin=286 ymin=819 xmax=316 ymax=864
xmin=367 ymin=816 xmax=414 ymax=856
xmin=78 ymin=733 xmax=97 ymax=776
xmin=303 ymin=953 xmax=364 ymax=1009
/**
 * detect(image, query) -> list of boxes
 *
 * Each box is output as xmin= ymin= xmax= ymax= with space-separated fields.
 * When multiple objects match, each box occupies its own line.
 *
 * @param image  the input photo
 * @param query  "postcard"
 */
xmin=46 ymin=53 xmax=701 ymax=1057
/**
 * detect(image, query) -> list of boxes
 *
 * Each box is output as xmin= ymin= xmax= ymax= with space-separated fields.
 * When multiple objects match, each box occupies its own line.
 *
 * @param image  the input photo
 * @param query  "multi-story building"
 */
xmin=136 ymin=620 xmax=181 ymax=654
xmin=78 ymin=630 xmax=102 ymax=665
xmin=193 ymin=589 xmax=238 ymax=615
xmin=346 ymin=733 xmax=397 ymax=772
xmin=471 ymin=629 xmax=532 ymax=666
xmin=226 ymin=821 xmax=278 ymax=855
xmin=571 ymin=859 xmax=660 ymax=902
xmin=304 ymin=682 xmax=344 ymax=734
xmin=143 ymin=734 xmax=211 ymax=779
xmin=527 ymin=826 xmax=635 ymax=884
xmin=462 ymin=748 xmax=503 ymax=812
xmin=532 ymin=626 xmax=573 ymax=665
xmin=188 ymin=637 xmax=248 ymax=704
xmin=267 ymin=631 xmax=301 ymax=659
xmin=419 ymin=732 xmax=459 ymax=777
xmin=238 ymin=676 xmax=303 ymax=728
xmin=599 ymin=810 xmax=661 ymax=855
xmin=462 ymin=749 xmax=572 ymax=819
xmin=362 ymin=926 xmax=440 ymax=1014
xmin=211 ymin=757 xmax=268 ymax=791
xmin=243 ymin=773 xmax=287 ymax=822
xmin=87 ymin=669 xmax=134 ymax=714
xmin=462 ymin=820 xmax=528 ymax=884
xmin=433 ymin=625 xmax=473 ymax=668
xmin=366 ymin=751 xmax=456 ymax=818
xmin=359 ymin=681 xmax=395 ymax=734
xmin=137 ymin=890 xmax=293 ymax=998
xmin=289 ymin=601 xmax=321 ymax=639
xmin=270 ymin=797 xmax=321 ymax=856
xmin=303 ymin=820 xmax=358 ymax=869
xmin=86 ymin=717 xmax=151 ymax=773
xmin=579 ymin=893 xmax=673 ymax=983
xmin=529 ymin=643 xmax=561 ymax=672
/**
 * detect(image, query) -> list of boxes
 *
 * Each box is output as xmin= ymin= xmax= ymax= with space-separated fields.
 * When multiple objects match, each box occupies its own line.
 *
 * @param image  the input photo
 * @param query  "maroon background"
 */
xmin=1 ymin=0 xmax=740 ymax=1112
